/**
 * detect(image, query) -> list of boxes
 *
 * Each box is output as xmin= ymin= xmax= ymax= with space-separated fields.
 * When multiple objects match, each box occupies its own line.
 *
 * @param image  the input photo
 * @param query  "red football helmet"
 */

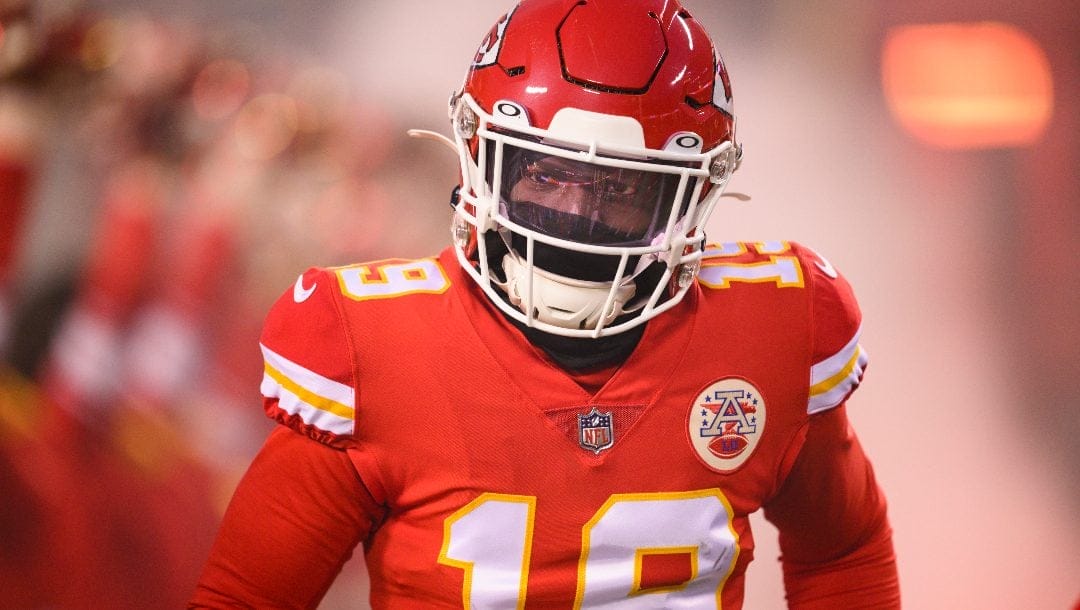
xmin=449 ymin=0 xmax=740 ymax=337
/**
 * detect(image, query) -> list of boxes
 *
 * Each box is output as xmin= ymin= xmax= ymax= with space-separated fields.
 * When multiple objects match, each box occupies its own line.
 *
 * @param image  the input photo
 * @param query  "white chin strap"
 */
xmin=498 ymin=254 xmax=638 ymax=331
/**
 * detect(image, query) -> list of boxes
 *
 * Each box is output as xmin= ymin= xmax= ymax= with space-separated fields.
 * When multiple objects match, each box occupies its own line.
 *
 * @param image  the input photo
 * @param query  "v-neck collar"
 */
xmin=444 ymin=250 xmax=699 ymax=411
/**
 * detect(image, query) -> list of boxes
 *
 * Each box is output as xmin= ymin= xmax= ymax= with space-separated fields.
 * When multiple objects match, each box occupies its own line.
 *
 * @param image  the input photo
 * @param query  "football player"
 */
xmin=191 ymin=0 xmax=899 ymax=607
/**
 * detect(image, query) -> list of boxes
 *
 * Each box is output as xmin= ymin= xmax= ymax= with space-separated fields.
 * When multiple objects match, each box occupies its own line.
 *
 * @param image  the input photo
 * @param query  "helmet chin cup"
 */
xmin=499 ymin=253 xmax=636 ymax=331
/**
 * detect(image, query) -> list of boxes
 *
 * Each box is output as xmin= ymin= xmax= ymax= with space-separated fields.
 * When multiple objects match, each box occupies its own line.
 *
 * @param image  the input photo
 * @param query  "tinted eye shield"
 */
xmin=482 ymin=135 xmax=709 ymax=249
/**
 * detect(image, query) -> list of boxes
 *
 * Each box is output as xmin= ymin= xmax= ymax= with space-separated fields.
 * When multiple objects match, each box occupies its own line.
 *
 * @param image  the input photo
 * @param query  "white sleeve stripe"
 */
xmin=262 ymin=361 xmax=355 ymax=418
xmin=259 ymin=343 xmax=354 ymax=407
xmin=810 ymin=343 xmax=865 ymax=396
xmin=261 ymin=373 xmax=354 ymax=436
xmin=807 ymin=346 xmax=868 ymax=414
xmin=807 ymin=325 xmax=868 ymax=414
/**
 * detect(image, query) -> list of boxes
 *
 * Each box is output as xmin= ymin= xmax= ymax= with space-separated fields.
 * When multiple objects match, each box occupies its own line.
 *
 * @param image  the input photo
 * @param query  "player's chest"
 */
xmin=356 ymin=308 xmax=811 ymax=607
xmin=358 ymin=348 xmax=806 ymax=608
xmin=362 ymin=296 xmax=810 ymax=492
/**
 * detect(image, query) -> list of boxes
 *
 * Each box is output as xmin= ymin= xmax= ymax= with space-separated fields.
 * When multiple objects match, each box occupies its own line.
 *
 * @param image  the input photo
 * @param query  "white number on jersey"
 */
xmin=440 ymin=489 xmax=740 ymax=608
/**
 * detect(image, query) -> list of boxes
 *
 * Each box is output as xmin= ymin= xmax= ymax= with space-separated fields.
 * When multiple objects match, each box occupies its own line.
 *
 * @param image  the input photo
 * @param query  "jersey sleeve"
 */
xmin=763 ymin=403 xmax=899 ymax=608
xmin=260 ymin=267 xmax=356 ymax=448
xmin=190 ymin=425 xmax=384 ymax=609
xmin=764 ymin=247 xmax=898 ymax=607
xmin=796 ymin=244 xmax=869 ymax=414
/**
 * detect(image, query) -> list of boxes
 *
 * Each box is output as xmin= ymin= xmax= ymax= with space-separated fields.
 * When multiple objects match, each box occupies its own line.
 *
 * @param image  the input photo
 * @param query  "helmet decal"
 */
xmin=493 ymin=99 xmax=531 ymax=126
xmin=472 ymin=6 xmax=516 ymax=69
xmin=664 ymin=131 xmax=704 ymax=153
xmin=712 ymin=51 xmax=734 ymax=117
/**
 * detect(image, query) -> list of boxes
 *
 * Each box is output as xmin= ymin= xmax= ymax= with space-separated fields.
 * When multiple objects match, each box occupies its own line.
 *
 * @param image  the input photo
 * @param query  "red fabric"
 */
xmin=190 ymin=425 xmax=382 ymax=609
xmin=259 ymin=265 xmax=358 ymax=449
xmin=764 ymin=404 xmax=899 ymax=608
xmin=192 ymin=244 xmax=898 ymax=608
xmin=190 ymin=408 xmax=899 ymax=609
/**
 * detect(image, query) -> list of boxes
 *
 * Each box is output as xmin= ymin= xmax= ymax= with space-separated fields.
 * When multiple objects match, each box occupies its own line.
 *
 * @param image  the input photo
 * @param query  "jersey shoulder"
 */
xmin=697 ymin=241 xmax=868 ymax=414
xmin=790 ymin=242 xmax=868 ymax=414
xmin=260 ymin=266 xmax=357 ymax=448
xmin=259 ymin=256 xmax=457 ymax=447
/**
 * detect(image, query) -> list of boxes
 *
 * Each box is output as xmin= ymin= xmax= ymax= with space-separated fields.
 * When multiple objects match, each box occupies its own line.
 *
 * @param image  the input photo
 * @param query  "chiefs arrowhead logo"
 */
xmin=473 ymin=6 xmax=516 ymax=68
xmin=712 ymin=51 xmax=734 ymax=117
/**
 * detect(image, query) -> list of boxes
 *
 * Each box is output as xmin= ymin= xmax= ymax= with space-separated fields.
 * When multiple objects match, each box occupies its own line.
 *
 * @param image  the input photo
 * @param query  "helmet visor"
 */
xmin=494 ymin=143 xmax=695 ymax=247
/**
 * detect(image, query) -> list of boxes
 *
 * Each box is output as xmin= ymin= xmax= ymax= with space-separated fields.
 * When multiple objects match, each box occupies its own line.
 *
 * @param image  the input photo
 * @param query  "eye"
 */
xmin=598 ymin=180 xmax=638 ymax=200
xmin=522 ymin=162 xmax=561 ymax=190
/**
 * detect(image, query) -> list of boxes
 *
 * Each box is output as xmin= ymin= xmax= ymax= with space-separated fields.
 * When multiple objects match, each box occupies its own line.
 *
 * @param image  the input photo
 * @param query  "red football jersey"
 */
xmin=198 ymin=241 xmax=892 ymax=609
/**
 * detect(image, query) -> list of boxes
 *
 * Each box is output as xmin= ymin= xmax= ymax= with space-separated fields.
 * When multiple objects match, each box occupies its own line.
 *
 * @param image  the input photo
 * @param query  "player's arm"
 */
xmin=190 ymin=426 xmax=384 ymax=609
xmin=763 ymin=403 xmax=898 ymax=609
xmin=763 ymin=245 xmax=899 ymax=608
xmin=191 ymin=268 xmax=384 ymax=608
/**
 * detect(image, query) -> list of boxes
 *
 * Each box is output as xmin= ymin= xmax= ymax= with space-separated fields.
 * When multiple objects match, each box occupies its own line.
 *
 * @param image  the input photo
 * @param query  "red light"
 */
xmin=882 ymin=22 xmax=1053 ymax=149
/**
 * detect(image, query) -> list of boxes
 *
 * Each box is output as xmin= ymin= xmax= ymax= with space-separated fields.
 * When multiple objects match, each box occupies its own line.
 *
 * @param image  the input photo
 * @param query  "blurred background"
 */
xmin=0 ymin=0 xmax=1076 ymax=608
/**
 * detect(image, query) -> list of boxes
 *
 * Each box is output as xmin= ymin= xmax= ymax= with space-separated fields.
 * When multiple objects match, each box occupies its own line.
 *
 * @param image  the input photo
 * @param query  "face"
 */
xmin=503 ymin=151 xmax=675 ymax=246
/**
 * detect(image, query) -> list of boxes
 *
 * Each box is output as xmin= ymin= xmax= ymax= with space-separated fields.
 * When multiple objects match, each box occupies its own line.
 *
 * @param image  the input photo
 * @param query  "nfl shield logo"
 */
xmin=578 ymin=408 xmax=614 ymax=454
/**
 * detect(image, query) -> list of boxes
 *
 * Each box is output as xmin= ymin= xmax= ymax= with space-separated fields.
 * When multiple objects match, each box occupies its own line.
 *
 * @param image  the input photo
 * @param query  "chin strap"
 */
xmin=496 ymin=253 xmax=637 ymax=331
xmin=720 ymin=191 xmax=751 ymax=201
xmin=406 ymin=129 xmax=458 ymax=155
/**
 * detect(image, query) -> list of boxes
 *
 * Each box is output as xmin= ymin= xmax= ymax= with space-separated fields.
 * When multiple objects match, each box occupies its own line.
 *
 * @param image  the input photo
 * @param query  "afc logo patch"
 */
xmin=688 ymin=377 xmax=766 ymax=473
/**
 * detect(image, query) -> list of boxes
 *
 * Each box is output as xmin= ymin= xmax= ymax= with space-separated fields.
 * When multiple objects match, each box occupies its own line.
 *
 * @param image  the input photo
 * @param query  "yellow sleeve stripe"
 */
xmin=807 ymin=328 xmax=869 ymax=414
xmin=809 ymin=344 xmax=863 ymax=395
xmin=263 ymin=362 xmax=355 ymax=420
xmin=259 ymin=343 xmax=354 ymax=436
